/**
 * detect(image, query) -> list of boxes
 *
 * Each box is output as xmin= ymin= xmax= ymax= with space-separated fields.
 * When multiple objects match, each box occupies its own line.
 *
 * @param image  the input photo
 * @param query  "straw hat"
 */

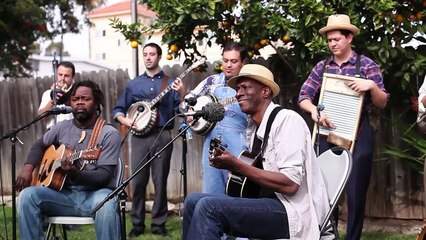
xmin=319 ymin=14 xmax=359 ymax=35
xmin=227 ymin=64 xmax=280 ymax=97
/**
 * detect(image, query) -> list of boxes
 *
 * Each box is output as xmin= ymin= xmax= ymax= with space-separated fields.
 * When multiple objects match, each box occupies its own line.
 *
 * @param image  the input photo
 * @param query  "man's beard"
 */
xmin=73 ymin=111 xmax=90 ymax=121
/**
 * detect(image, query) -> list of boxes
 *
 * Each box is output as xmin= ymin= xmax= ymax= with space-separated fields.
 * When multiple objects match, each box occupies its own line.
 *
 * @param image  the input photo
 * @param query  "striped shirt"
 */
xmin=298 ymin=51 xmax=388 ymax=110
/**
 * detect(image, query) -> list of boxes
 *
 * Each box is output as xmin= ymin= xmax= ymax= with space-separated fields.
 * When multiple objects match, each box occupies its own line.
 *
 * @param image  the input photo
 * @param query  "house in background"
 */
xmin=87 ymin=1 xmax=161 ymax=78
xmin=28 ymin=55 xmax=115 ymax=78
xmin=85 ymin=0 xmax=279 ymax=78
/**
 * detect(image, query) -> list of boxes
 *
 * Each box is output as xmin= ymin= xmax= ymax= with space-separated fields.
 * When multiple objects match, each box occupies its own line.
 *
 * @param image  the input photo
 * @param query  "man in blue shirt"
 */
xmin=112 ymin=42 xmax=185 ymax=237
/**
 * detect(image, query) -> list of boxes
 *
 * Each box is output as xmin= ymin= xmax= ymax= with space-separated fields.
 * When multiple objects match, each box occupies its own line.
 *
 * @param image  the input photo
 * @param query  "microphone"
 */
xmin=185 ymin=97 xmax=197 ymax=106
xmin=179 ymin=102 xmax=225 ymax=122
xmin=48 ymin=106 xmax=73 ymax=115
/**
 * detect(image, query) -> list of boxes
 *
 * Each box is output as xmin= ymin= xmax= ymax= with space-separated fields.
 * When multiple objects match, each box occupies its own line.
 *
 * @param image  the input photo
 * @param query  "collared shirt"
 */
xmin=298 ymin=51 xmax=389 ymax=111
xmin=247 ymin=102 xmax=329 ymax=239
xmin=112 ymin=70 xmax=181 ymax=129
xmin=39 ymin=89 xmax=74 ymax=129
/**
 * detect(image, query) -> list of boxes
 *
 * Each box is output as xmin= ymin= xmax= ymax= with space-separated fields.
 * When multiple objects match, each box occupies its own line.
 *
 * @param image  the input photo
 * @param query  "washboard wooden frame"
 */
xmin=312 ymin=73 xmax=365 ymax=153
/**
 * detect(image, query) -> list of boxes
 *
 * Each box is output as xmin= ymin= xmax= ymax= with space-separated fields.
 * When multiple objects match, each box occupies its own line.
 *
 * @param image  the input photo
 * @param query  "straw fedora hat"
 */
xmin=227 ymin=64 xmax=280 ymax=97
xmin=319 ymin=14 xmax=359 ymax=35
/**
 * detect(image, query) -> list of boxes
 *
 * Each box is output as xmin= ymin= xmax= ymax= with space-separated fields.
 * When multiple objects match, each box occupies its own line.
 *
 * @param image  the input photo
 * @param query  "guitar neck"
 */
xmin=150 ymin=62 xmax=200 ymax=107
xmin=68 ymin=150 xmax=83 ymax=164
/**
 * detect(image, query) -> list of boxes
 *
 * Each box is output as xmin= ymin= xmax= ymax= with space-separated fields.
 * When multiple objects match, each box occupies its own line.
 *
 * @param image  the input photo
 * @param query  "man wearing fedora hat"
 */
xmin=183 ymin=64 xmax=330 ymax=239
xmin=298 ymin=14 xmax=389 ymax=240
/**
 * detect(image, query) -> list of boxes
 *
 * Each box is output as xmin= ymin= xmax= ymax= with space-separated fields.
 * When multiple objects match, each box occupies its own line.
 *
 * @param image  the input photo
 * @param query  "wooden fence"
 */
xmin=0 ymin=62 xmax=423 ymax=220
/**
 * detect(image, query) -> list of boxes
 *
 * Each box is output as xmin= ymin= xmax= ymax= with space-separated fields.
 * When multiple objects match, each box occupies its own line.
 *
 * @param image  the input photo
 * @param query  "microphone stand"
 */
xmin=0 ymin=111 xmax=52 ymax=240
xmin=316 ymin=113 xmax=321 ymax=156
xmin=51 ymin=53 xmax=58 ymax=108
xmin=90 ymin=116 xmax=201 ymax=238
xmin=178 ymin=121 xmax=192 ymax=200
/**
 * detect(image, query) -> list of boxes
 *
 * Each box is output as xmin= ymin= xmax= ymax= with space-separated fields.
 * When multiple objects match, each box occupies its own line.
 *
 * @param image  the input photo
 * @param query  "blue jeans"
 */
xmin=17 ymin=185 xmax=119 ymax=240
xmin=203 ymin=84 xmax=247 ymax=194
xmin=183 ymin=192 xmax=290 ymax=240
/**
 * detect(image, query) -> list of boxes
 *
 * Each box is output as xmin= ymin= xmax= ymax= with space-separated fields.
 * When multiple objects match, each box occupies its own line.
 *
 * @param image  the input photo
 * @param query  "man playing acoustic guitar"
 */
xmin=183 ymin=64 xmax=330 ymax=239
xmin=16 ymin=80 xmax=122 ymax=240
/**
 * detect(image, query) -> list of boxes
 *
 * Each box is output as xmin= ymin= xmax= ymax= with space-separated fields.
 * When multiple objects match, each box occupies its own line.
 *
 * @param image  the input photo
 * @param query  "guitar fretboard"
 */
xmin=150 ymin=59 xmax=205 ymax=107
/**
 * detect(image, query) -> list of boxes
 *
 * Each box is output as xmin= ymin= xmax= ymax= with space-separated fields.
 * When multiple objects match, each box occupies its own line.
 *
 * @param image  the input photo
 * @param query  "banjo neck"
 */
xmin=150 ymin=59 xmax=206 ymax=107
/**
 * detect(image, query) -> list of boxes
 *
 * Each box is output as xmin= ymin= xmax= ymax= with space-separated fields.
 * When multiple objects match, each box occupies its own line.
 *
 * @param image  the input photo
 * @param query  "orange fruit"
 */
xmin=166 ymin=54 xmax=173 ymax=60
xmin=130 ymin=40 xmax=138 ymax=48
xmin=395 ymin=14 xmax=404 ymax=23
xmin=169 ymin=44 xmax=179 ymax=53
xmin=260 ymin=39 xmax=268 ymax=46
xmin=247 ymin=51 xmax=254 ymax=58
xmin=282 ymin=35 xmax=291 ymax=43
xmin=423 ymin=0 xmax=426 ymax=7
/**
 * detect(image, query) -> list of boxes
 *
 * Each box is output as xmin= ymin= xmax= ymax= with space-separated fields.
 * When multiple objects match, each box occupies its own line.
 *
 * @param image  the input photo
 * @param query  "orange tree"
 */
xmin=0 ymin=0 xmax=104 ymax=77
xmin=133 ymin=0 xmax=426 ymax=107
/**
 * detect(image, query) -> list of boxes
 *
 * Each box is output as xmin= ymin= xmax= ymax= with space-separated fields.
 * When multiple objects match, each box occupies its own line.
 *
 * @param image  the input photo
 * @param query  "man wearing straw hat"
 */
xmin=298 ymin=14 xmax=389 ymax=240
xmin=183 ymin=64 xmax=330 ymax=239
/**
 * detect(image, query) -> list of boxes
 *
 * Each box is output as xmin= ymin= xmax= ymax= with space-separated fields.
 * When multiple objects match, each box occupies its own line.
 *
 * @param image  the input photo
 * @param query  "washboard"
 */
xmin=312 ymin=73 xmax=365 ymax=153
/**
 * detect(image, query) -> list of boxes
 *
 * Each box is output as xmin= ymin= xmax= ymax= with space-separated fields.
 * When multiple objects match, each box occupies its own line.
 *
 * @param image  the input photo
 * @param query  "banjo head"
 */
xmin=190 ymin=95 xmax=217 ymax=135
xmin=127 ymin=101 xmax=156 ymax=136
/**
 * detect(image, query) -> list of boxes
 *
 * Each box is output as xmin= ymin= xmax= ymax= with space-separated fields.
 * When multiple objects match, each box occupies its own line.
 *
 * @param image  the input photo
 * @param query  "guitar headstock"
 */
xmin=189 ymin=57 xmax=207 ymax=71
xmin=209 ymin=136 xmax=228 ymax=158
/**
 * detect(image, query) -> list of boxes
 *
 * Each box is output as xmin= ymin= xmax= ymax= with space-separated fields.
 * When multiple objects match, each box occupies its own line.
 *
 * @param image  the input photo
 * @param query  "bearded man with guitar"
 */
xmin=112 ymin=42 xmax=186 ymax=237
xmin=16 ymin=80 xmax=122 ymax=240
xmin=183 ymin=64 xmax=330 ymax=239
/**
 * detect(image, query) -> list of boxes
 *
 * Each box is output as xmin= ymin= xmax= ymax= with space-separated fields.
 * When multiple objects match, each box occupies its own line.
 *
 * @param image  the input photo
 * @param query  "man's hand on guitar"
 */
xmin=16 ymin=164 xmax=34 ymax=192
xmin=209 ymin=149 xmax=239 ymax=171
xmin=61 ymin=155 xmax=78 ymax=172
xmin=171 ymin=78 xmax=186 ymax=97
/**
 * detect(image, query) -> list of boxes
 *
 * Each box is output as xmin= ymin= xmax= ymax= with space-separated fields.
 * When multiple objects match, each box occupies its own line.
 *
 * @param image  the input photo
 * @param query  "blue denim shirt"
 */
xmin=112 ymin=70 xmax=181 ymax=129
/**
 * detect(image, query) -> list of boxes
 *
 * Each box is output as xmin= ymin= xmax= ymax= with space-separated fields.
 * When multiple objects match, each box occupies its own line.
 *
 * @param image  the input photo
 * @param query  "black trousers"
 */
xmin=129 ymin=130 xmax=173 ymax=231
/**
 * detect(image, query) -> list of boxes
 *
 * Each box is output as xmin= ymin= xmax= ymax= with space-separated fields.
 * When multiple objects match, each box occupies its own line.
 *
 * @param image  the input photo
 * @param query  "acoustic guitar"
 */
xmin=32 ymin=144 xmax=101 ymax=191
xmin=209 ymin=136 xmax=261 ymax=198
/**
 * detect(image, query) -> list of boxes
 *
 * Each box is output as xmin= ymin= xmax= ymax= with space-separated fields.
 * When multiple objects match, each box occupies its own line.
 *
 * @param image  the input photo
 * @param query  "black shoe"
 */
xmin=129 ymin=228 xmax=144 ymax=237
xmin=151 ymin=227 xmax=169 ymax=237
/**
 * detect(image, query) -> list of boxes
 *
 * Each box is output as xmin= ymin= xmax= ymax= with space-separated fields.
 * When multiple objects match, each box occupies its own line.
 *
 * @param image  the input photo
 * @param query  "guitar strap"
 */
xmin=87 ymin=117 xmax=106 ymax=150
xmin=253 ymin=106 xmax=283 ymax=198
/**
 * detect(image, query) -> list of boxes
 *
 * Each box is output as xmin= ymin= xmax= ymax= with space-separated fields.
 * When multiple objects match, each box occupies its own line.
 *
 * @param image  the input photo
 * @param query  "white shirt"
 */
xmin=39 ymin=89 xmax=74 ymax=129
xmin=247 ymin=102 xmax=329 ymax=239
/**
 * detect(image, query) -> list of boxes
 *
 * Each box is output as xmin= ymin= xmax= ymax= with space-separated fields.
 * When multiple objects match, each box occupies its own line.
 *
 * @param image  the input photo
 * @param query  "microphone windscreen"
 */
xmin=204 ymin=102 xmax=225 ymax=122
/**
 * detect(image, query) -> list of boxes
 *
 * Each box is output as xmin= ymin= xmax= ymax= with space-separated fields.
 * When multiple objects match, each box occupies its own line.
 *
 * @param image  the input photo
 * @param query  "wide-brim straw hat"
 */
xmin=227 ymin=64 xmax=280 ymax=98
xmin=319 ymin=14 xmax=359 ymax=35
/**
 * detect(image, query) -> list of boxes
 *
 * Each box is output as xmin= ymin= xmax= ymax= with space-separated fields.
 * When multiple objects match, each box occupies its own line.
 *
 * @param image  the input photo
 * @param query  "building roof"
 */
xmin=87 ymin=1 xmax=156 ymax=19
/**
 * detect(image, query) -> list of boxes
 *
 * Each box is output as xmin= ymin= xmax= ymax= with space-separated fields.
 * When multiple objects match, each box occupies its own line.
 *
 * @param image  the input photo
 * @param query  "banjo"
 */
xmin=190 ymin=95 xmax=237 ymax=135
xmin=126 ymin=59 xmax=205 ymax=136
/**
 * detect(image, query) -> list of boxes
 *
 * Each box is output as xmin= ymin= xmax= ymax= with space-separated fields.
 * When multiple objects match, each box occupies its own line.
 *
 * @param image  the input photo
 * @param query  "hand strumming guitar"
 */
xmin=209 ymin=147 xmax=241 ymax=172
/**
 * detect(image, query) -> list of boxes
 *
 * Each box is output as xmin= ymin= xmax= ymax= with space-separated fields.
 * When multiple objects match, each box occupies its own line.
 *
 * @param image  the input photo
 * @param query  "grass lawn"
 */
xmin=0 ymin=206 xmax=418 ymax=239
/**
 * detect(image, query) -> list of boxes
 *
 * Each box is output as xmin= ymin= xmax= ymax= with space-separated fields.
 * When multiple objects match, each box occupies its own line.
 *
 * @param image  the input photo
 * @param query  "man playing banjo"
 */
xmin=112 ymin=42 xmax=185 ymax=237
xmin=182 ymin=41 xmax=249 ymax=195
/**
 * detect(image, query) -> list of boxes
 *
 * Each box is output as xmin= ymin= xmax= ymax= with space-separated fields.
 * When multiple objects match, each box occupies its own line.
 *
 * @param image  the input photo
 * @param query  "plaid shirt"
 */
xmin=298 ymin=51 xmax=388 ymax=109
